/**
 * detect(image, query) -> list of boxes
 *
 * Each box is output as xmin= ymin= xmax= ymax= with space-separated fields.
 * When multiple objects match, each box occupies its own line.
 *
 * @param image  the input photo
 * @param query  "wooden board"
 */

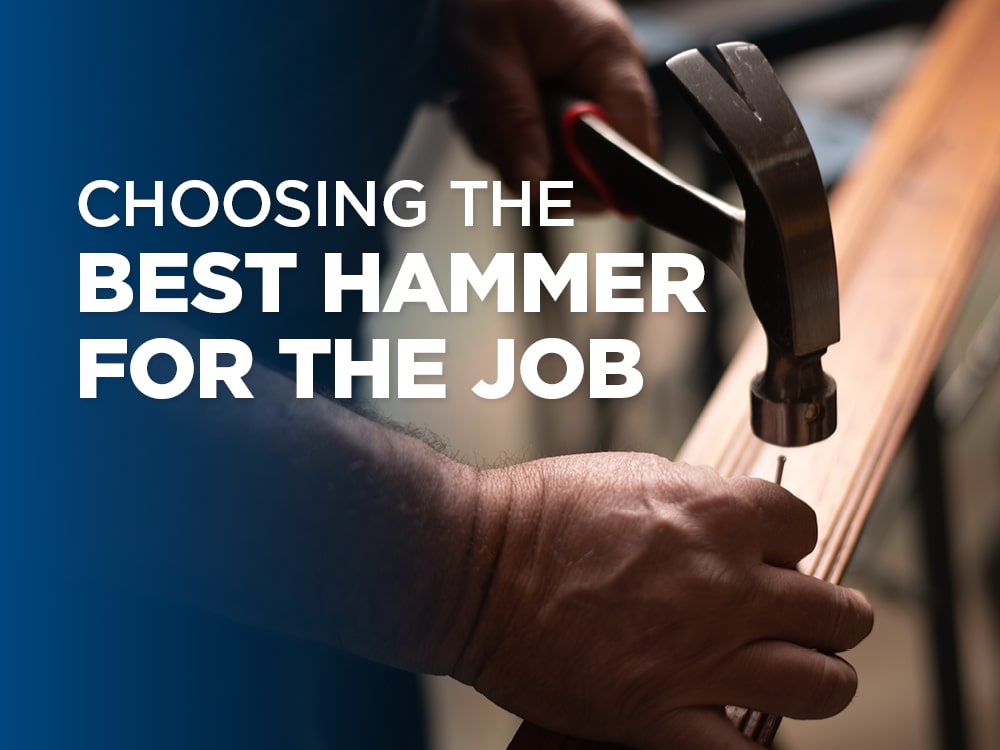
xmin=672 ymin=0 xmax=1000 ymax=740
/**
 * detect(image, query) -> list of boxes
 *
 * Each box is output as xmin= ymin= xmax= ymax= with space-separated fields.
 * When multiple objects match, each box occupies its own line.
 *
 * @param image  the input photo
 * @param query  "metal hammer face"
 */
xmin=665 ymin=43 xmax=840 ymax=446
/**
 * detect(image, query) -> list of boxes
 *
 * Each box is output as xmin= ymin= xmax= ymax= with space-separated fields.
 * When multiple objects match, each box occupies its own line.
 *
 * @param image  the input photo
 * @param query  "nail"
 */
xmin=774 ymin=455 xmax=786 ymax=486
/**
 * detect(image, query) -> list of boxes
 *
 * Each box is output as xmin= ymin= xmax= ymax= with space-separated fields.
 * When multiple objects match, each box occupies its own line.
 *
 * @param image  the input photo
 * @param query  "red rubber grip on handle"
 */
xmin=560 ymin=101 xmax=633 ymax=217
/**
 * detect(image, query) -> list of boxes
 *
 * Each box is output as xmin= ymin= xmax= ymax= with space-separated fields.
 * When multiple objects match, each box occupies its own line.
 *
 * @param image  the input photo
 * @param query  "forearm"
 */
xmin=76 ymin=335 xmax=504 ymax=676
xmin=71 ymin=347 xmax=873 ymax=748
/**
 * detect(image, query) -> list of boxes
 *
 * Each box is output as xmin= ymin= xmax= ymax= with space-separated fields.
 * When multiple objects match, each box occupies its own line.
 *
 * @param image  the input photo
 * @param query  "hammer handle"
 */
xmin=550 ymin=94 xmax=745 ymax=269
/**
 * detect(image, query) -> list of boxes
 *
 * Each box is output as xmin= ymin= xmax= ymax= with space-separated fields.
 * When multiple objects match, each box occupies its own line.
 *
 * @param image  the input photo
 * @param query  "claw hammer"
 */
xmin=557 ymin=42 xmax=840 ymax=447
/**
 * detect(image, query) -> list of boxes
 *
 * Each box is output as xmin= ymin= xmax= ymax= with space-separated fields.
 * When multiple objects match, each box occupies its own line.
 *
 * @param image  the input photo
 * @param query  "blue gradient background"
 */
xmin=3 ymin=1 xmax=436 ymax=746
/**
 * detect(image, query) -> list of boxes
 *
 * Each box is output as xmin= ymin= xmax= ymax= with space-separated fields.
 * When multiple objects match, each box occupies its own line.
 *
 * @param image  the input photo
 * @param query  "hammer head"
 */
xmin=666 ymin=43 xmax=840 ymax=446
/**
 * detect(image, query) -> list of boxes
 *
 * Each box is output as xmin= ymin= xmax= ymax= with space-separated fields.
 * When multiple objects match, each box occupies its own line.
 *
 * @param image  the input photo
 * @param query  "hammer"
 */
xmin=556 ymin=42 xmax=839 ymax=447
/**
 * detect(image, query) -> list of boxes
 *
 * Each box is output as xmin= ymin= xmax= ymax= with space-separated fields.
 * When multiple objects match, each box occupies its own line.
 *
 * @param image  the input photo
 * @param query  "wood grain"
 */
xmin=672 ymin=0 xmax=1000 ymax=742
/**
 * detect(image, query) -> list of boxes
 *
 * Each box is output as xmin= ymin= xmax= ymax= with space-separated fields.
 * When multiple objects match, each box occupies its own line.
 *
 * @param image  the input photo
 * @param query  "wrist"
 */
xmin=443 ymin=460 xmax=544 ymax=685
xmin=330 ymin=433 xmax=483 ymax=674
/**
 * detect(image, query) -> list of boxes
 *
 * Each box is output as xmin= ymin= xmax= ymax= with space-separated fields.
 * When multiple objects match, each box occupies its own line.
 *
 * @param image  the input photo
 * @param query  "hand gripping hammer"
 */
xmin=558 ymin=42 xmax=840 ymax=447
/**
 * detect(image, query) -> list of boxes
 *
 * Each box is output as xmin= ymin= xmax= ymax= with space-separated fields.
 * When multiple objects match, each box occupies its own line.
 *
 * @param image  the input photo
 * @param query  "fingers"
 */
xmin=687 ymin=575 xmax=871 ymax=720
xmin=462 ymin=35 xmax=551 ymax=186
xmin=729 ymin=476 xmax=874 ymax=654
xmin=440 ymin=0 xmax=658 ymax=188
xmin=730 ymin=476 xmax=818 ymax=567
xmin=716 ymin=641 xmax=861 ymax=720
xmin=559 ymin=23 xmax=659 ymax=159
xmin=439 ymin=0 xmax=552 ymax=185
xmin=758 ymin=569 xmax=874 ymax=653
